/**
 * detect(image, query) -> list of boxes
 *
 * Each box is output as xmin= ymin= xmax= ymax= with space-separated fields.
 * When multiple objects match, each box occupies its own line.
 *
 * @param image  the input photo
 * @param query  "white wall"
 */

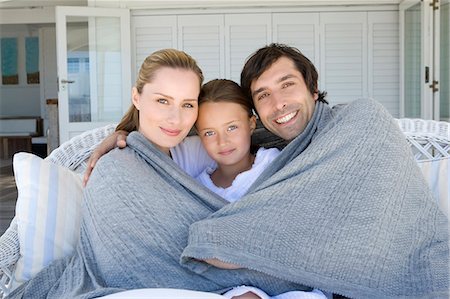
xmin=1 ymin=85 xmax=40 ymax=116
xmin=0 ymin=24 xmax=41 ymax=117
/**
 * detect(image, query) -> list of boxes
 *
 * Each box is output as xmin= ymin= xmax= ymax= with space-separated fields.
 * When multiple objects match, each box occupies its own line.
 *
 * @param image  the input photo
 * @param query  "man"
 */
xmin=85 ymin=44 xmax=448 ymax=298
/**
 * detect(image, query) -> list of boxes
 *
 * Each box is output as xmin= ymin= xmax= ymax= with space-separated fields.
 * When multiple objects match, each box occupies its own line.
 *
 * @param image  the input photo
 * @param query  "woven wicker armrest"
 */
xmin=0 ymin=218 xmax=19 ymax=296
xmin=0 ymin=124 xmax=117 ymax=298
xmin=397 ymin=118 xmax=450 ymax=161
xmin=46 ymin=123 xmax=117 ymax=172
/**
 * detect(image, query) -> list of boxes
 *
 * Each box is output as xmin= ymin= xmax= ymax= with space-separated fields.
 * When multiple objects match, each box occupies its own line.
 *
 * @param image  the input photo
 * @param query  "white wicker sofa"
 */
xmin=0 ymin=118 xmax=449 ymax=298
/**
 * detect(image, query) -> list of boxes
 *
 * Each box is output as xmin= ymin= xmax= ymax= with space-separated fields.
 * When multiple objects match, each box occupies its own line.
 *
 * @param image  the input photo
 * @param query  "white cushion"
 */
xmin=12 ymin=152 xmax=83 ymax=283
xmin=99 ymin=288 xmax=225 ymax=299
xmin=417 ymin=157 xmax=449 ymax=218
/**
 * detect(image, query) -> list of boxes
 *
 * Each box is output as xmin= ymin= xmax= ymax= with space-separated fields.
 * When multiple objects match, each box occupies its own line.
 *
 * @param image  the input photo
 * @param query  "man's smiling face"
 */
xmin=250 ymin=56 xmax=318 ymax=141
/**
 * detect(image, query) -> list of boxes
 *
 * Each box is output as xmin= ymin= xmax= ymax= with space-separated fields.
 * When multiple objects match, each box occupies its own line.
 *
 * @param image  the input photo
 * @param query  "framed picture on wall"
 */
xmin=26 ymin=37 xmax=39 ymax=84
xmin=1 ymin=37 xmax=19 ymax=85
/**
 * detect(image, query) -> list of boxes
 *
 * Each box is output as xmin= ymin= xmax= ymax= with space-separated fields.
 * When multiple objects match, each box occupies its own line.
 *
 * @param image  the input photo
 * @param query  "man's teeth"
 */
xmin=275 ymin=111 xmax=297 ymax=124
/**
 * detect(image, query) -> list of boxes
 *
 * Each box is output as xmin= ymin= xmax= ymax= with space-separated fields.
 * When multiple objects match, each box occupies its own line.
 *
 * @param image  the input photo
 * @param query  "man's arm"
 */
xmin=83 ymin=130 xmax=129 ymax=186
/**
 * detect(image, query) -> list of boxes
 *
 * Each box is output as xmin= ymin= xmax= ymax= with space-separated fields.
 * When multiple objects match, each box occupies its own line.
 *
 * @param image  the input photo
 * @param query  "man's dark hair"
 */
xmin=240 ymin=43 xmax=327 ymax=108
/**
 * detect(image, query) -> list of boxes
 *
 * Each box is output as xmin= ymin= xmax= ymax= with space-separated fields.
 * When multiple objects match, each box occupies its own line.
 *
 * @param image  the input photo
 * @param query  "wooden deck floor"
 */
xmin=0 ymin=160 xmax=17 ymax=236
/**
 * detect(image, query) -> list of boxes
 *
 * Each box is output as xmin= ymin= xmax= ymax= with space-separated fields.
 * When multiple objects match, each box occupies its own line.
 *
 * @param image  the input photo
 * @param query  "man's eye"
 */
xmin=227 ymin=125 xmax=237 ymax=132
xmin=157 ymin=98 xmax=168 ymax=104
xmin=282 ymin=82 xmax=294 ymax=88
xmin=258 ymin=93 xmax=269 ymax=101
xmin=204 ymin=131 xmax=215 ymax=137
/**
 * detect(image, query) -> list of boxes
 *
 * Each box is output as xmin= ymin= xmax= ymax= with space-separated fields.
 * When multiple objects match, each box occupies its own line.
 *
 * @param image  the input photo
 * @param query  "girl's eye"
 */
xmin=227 ymin=125 xmax=237 ymax=132
xmin=204 ymin=131 xmax=215 ymax=137
xmin=157 ymin=98 xmax=168 ymax=104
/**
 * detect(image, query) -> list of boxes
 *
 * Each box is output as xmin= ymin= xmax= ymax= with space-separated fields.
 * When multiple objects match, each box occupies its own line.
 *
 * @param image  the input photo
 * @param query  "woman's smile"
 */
xmin=160 ymin=127 xmax=182 ymax=136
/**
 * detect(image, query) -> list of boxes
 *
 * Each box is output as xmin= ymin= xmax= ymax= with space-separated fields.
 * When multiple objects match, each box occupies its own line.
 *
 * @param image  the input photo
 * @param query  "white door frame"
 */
xmin=400 ymin=0 xmax=437 ymax=119
xmin=56 ymin=6 xmax=131 ymax=143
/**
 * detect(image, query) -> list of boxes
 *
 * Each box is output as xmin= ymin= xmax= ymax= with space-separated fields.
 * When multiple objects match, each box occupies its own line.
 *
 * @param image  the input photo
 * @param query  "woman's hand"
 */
xmin=203 ymin=258 xmax=241 ymax=270
xmin=231 ymin=292 xmax=261 ymax=299
xmin=83 ymin=130 xmax=129 ymax=186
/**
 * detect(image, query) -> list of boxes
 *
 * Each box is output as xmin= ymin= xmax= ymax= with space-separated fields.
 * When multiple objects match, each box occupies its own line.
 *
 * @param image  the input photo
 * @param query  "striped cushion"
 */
xmin=417 ymin=157 xmax=449 ymax=218
xmin=12 ymin=152 xmax=83 ymax=283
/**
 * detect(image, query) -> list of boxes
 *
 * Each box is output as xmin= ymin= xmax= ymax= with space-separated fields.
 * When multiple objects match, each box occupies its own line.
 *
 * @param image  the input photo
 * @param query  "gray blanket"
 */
xmin=182 ymin=99 xmax=449 ymax=298
xmin=8 ymin=99 xmax=448 ymax=299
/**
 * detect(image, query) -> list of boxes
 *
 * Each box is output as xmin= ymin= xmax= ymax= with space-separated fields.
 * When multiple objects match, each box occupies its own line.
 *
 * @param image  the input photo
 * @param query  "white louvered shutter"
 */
xmin=272 ymin=12 xmax=320 ymax=66
xmin=369 ymin=11 xmax=400 ymax=116
xmin=273 ymin=12 xmax=321 ymax=91
xmin=178 ymin=15 xmax=225 ymax=83
xmin=225 ymin=14 xmax=272 ymax=83
xmin=131 ymin=15 xmax=177 ymax=82
xmin=320 ymin=12 xmax=368 ymax=106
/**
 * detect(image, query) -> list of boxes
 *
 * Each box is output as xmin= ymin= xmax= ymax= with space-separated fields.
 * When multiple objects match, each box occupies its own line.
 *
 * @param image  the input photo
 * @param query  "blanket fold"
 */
xmin=181 ymin=99 xmax=449 ymax=298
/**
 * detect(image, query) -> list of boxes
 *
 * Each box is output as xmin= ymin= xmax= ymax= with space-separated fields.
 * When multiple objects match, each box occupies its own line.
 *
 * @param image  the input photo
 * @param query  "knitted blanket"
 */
xmin=8 ymin=99 xmax=448 ymax=299
xmin=181 ymin=99 xmax=449 ymax=298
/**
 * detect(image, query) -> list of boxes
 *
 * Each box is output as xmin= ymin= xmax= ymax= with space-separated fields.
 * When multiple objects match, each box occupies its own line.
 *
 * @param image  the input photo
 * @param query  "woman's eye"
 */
xmin=204 ymin=131 xmax=215 ymax=137
xmin=157 ymin=98 xmax=168 ymax=104
xmin=227 ymin=125 xmax=237 ymax=132
xmin=183 ymin=103 xmax=194 ymax=108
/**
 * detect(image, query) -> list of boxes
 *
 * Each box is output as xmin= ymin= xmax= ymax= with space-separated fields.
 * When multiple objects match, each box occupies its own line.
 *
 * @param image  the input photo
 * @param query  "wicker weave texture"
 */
xmin=0 ymin=218 xmax=18 ymax=296
xmin=0 ymin=124 xmax=116 ymax=298
xmin=397 ymin=119 xmax=450 ymax=161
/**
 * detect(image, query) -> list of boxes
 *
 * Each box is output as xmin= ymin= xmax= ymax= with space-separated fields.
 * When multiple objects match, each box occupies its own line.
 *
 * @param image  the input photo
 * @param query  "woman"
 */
xmin=8 ymin=49 xmax=308 ymax=299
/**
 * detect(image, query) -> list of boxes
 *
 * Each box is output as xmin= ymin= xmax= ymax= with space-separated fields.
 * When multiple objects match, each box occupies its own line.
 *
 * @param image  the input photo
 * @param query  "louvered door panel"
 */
xmin=369 ymin=11 xmax=400 ymax=116
xmin=320 ymin=12 xmax=368 ymax=106
xmin=272 ymin=13 xmax=319 ymax=66
xmin=132 ymin=16 xmax=177 ymax=81
xmin=225 ymin=14 xmax=271 ymax=83
xmin=178 ymin=15 xmax=224 ymax=83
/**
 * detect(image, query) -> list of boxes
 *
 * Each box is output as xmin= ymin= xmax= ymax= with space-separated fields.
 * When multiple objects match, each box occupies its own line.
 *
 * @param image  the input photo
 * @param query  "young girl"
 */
xmin=195 ymin=79 xmax=279 ymax=202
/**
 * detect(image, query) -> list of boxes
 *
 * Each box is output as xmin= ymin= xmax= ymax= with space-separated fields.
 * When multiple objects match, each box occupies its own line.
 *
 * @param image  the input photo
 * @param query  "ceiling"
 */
xmin=0 ymin=0 xmax=87 ymax=9
xmin=0 ymin=0 xmax=402 ymax=10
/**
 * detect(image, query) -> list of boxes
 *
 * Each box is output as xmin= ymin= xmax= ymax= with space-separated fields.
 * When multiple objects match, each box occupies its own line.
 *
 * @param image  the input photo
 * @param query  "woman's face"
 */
xmin=132 ymin=67 xmax=200 ymax=155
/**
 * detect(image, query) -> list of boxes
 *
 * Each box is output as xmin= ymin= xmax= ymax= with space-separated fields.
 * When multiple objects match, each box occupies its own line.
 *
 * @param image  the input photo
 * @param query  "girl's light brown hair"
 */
xmin=197 ymin=79 xmax=258 ymax=153
xmin=198 ymin=79 xmax=253 ymax=117
xmin=116 ymin=49 xmax=204 ymax=132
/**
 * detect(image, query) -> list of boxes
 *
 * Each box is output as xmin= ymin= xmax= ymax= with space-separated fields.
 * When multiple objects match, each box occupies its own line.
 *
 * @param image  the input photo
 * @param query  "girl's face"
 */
xmin=132 ymin=67 xmax=200 ymax=155
xmin=196 ymin=101 xmax=256 ymax=167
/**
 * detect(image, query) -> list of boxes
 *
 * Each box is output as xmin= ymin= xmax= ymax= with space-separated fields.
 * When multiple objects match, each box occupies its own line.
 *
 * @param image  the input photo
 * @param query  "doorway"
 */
xmin=400 ymin=0 xmax=450 ymax=121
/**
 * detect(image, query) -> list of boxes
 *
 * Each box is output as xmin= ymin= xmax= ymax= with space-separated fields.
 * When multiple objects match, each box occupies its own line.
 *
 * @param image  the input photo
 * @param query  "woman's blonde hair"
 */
xmin=116 ymin=49 xmax=204 ymax=132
